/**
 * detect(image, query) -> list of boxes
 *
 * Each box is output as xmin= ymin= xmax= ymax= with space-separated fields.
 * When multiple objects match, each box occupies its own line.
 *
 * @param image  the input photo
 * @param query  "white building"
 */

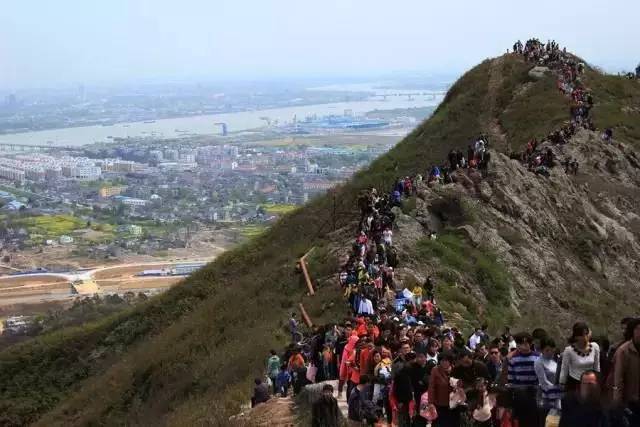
xmin=0 ymin=166 xmax=25 ymax=182
xmin=65 ymin=165 xmax=102 ymax=180
xmin=120 ymin=197 xmax=147 ymax=207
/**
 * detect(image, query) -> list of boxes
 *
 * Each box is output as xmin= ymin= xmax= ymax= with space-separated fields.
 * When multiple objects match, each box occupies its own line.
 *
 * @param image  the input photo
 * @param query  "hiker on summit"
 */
xmin=513 ymin=40 xmax=523 ymax=55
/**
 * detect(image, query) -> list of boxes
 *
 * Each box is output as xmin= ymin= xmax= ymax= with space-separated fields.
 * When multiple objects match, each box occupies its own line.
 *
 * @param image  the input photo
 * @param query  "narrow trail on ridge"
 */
xmin=485 ymin=56 xmax=510 ymax=153
xmin=230 ymin=396 xmax=296 ymax=426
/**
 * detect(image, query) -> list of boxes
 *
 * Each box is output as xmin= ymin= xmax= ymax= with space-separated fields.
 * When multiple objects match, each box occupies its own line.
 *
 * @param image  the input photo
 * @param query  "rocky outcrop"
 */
xmin=529 ymin=66 xmax=551 ymax=79
xmin=396 ymin=130 xmax=640 ymax=334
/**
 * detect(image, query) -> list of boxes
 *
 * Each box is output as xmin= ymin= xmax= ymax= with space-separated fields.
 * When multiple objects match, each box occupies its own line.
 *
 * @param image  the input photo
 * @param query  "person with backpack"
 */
xmin=266 ymin=349 xmax=281 ymax=395
xmin=275 ymin=365 xmax=291 ymax=397
xmin=348 ymin=375 xmax=380 ymax=425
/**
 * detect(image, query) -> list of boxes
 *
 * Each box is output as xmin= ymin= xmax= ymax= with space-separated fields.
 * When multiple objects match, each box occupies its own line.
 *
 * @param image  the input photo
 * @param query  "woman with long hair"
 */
xmin=470 ymin=377 xmax=496 ymax=426
xmin=559 ymin=322 xmax=600 ymax=393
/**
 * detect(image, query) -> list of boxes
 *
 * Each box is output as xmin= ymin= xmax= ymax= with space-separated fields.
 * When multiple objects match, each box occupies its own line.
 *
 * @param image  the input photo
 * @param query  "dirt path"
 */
xmin=485 ymin=56 xmax=510 ymax=153
xmin=230 ymin=397 xmax=296 ymax=426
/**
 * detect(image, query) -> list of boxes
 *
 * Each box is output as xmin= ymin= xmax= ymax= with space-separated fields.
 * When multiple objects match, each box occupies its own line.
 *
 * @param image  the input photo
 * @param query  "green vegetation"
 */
xmin=0 ymin=184 xmax=33 ymax=200
xmin=500 ymin=72 xmax=572 ymax=149
xmin=429 ymin=190 xmax=478 ymax=226
xmin=416 ymin=231 xmax=514 ymax=330
xmin=0 ymin=55 xmax=512 ymax=426
xmin=12 ymin=215 xmax=84 ymax=238
xmin=586 ymin=70 xmax=640 ymax=146
xmin=1 ymin=53 xmax=636 ymax=426
xmin=261 ymin=203 xmax=299 ymax=215
xmin=400 ymin=195 xmax=417 ymax=215
xmin=239 ymin=224 xmax=268 ymax=238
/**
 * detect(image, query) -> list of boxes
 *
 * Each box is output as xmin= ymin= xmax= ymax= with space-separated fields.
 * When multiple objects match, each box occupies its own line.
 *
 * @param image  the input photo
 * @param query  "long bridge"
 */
xmin=372 ymin=91 xmax=448 ymax=101
xmin=0 ymin=143 xmax=74 ymax=152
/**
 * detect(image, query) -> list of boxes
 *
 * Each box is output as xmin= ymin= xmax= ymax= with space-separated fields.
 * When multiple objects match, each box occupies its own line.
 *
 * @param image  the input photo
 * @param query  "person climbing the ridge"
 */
xmin=467 ymin=145 xmax=475 ymax=168
xmin=424 ymin=275 xmax=435 ymax=301
xmin=266 ymin=350 xmax=281 ymax=394
xmin=383 ymin=227 xmax=392 ymax=247
xmin=252 ymin=378 xmax=270 ymax=407
xmin=391 ymin=189 xmax=402 ymax=207
xmin=275 ymin=364 xmax=292 ymax=397
xmin=289 ymin=312 xmax=299 ymax=342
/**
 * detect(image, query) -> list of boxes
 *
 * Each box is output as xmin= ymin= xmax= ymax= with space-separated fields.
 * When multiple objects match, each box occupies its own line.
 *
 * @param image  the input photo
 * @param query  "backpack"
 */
xmin=348 ymin=388 xmax=379 ymax=423
xmin=360 ymin=397 xmax=380 ymax=423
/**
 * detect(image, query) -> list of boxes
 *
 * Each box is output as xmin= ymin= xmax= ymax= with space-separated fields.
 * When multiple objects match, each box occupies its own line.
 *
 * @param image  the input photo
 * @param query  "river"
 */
xmin=0 ymin=92 xmax=444 ymax=147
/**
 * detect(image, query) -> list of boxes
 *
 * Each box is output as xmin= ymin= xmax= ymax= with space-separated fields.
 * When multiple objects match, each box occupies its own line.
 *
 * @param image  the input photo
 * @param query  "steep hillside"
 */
xmin=1 ymin=52 xmax=639 ymax=426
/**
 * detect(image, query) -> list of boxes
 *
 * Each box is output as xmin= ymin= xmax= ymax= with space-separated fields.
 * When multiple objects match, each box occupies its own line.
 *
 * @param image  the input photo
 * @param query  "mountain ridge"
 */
xmin=1 ymin=49 xmax=640 ymax=426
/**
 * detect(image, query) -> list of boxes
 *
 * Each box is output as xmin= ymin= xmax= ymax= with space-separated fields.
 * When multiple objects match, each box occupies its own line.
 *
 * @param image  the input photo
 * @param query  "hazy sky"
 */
xmin=2 ymin=0 xmax=639 ymax=89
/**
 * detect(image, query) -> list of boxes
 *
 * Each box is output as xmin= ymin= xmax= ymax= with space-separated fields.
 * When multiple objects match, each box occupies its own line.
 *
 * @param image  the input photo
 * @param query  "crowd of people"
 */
xmin=511 ymin=39 xmax=599 ymax=177
xmin=248 ymin=41 xmax=640 ymax=427
xmin=625 ymin=64 xmax=640 ymax=80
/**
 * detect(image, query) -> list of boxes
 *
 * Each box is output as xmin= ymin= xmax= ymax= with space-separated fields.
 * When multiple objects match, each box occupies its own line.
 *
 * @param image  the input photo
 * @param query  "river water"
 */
xmin=0 ymin=92 xmax=444 ymax=147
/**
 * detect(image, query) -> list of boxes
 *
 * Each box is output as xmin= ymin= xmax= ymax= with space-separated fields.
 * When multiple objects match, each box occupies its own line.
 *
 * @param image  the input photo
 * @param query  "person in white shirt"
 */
xmin=468 ymin=327 xmax=483 ymax=350
xmin=471 ymin=378 xmax=496 ymax=424
xmin=534 ymin=337 xmax=563 ymax=412
xmin=559 ymin=322 xmax=600 ymax=393
xmin=382 ymin=228 xmax=392 ymax=247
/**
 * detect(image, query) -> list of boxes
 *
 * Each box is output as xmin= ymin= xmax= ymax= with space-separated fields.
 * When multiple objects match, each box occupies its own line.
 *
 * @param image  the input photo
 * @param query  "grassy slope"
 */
xmin=1 ymin=54 xmax=638 ymax=426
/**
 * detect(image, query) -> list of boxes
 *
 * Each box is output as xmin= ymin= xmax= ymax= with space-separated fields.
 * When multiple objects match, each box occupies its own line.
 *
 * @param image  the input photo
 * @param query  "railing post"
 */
xmin=299 ymin=247 xmax=316 ymax=296
xmin=298 ymin=303 xmax=313 ymax=328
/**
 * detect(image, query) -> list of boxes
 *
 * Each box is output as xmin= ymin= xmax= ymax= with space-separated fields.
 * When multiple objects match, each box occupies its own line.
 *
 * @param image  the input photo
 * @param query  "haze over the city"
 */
xmin=2 ymin=0 xmax=639 ymax=89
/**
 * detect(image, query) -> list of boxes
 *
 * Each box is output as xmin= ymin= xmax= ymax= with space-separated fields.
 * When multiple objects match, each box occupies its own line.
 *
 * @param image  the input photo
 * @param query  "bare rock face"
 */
xmin=392 ymin=207 xmax=425 ymax=253
xmin=529 ymin=66 xmax=551 ymax=79
xmin=395 ymin=130 xmax=640 ymax=334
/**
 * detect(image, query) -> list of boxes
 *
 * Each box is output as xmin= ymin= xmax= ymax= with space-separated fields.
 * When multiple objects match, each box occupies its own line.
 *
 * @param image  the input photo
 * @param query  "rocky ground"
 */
xmin=385 ymin=129 xmax=640 ymax=337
